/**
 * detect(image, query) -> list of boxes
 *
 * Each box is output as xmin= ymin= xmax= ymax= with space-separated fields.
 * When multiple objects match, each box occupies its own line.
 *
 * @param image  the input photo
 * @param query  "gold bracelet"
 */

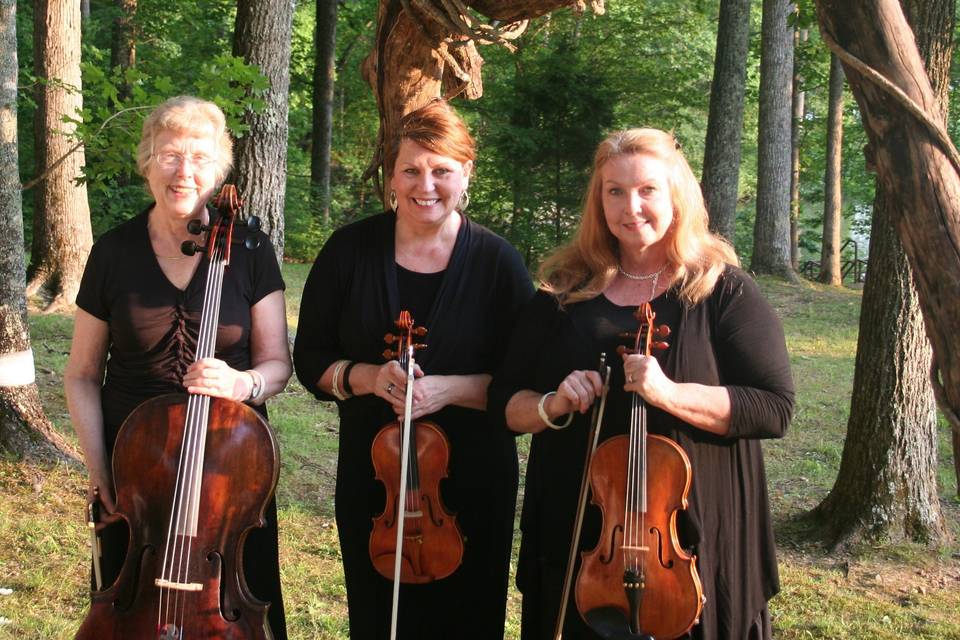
xmin=538 ymin=391 xmax=573 ymax=430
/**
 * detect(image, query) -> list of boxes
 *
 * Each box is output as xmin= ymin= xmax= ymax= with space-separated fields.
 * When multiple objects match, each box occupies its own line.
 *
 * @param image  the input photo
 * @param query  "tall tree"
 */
xmin=701 ymin=0 xmax=752 ymax=243
xmin=816 ymin=0 xmax=960 ymax=497
xmin=0 ymin=0 xmax=74 ymax=460
xmin=27 ymin=0 xmax=93 ymax=311
xmin=790 ymin=27 xmax=807 ymax=269
xmin=233 ymin=0 xmax=295 ymax=261
xmin=810 ymin=0 xmax=953 ymax=546
xmin=818 ymin=52 xmax=844 ymax=285
xmin=312 ymin=0 xmax=338 ymax=224
xmin=751 ymin=0 xmax=797 ymax=279
xmin=111 ymin=0 xmax=137 ymax=101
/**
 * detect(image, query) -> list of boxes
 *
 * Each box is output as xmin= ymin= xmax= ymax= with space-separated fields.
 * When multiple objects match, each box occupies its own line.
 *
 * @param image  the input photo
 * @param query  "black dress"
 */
xmin=488 ymin=267 xmax=794 ymax=640
xmin=293 ymin=211 xmax=533 ymax=640
xmin=75 ymin=208 xmax=288 ymax=639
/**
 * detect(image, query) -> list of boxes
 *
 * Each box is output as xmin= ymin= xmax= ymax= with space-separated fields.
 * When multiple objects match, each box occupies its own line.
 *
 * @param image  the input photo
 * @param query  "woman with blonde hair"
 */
xmin=66 ymin=95 xmax=290 ymax=637
xmin=490 ymin=127 xmax=793 ymax=639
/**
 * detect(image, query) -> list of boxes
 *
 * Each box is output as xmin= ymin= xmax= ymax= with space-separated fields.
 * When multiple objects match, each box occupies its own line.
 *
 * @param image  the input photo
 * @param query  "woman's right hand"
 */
xmin=375 ymin=360 xmax=423 ymax=415
xmin=549 ymin=369 xmax=604 ymax=416
xmin=89 ymin=470 xmax=117 ymax=514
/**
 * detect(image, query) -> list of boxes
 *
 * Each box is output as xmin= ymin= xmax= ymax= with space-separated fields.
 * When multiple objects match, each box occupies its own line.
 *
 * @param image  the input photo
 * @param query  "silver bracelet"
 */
xmin=538 ymin=391 xmax=573 ymax=430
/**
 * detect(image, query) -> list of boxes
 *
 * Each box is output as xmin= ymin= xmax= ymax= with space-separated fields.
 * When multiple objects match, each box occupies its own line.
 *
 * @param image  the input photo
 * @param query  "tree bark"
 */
xmin=810 ymin=0 xmax=954 ymax=545
xmin=815 ymin=0 xmax=960 ymax=494
xmin=818 ymin=52 xmax=844 ymax=286
xmin=312 ymin=0 xmax=337 ymax=224
xmin=701 ymin=0 xmax=752 ymax=244
xmin=362 ymin=0 xmax=602 ymax=199
xmin=790 ymin=27 xmax=807 ymax=270
xmin=751 ymin=0 xmax=797 ymax=280
xmin=0 ymin=0 xmax=75 ymax=462
xmin=28 ymin=0 xmax=93 ymax=312
xmin=233 ymin=0 xmax=295 ymax=262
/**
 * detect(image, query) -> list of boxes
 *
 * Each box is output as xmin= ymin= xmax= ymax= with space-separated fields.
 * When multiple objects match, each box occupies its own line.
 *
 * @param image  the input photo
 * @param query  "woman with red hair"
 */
xmin=294 ymin=100 xmax=532 ymax=639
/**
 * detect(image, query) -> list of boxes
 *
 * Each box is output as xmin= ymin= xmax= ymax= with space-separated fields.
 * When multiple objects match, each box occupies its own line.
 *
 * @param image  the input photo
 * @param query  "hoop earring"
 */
xmin=389 ymin=190 xmax=398 ymax=212
xmin=458 ymin=189 xmax=470 ymax=211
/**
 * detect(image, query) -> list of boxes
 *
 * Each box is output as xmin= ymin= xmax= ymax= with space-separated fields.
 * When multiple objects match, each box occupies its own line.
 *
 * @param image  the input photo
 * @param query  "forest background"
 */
xmin=3 ymin=0 xmax=960 ymax=637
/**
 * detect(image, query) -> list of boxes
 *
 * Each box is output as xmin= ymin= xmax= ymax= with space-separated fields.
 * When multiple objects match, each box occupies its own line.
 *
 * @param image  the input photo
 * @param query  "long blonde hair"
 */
xmin=539 ymin=128 xmax=738 ymax=306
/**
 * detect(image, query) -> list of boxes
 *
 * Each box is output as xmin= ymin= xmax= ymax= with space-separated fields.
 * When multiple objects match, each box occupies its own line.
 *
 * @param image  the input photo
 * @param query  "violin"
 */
xmin=573 ymin=302 xmax=703 ymax=640
xmin=368 ymin=311 xmax=464 ymax=636
xmin=77 ymin=186 xmax=279 ymax=639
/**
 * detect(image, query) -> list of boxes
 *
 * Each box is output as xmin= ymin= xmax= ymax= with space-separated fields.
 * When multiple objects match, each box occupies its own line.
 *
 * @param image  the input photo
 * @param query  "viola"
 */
xmin=76 ymin=186 xmax=279 ymax=640
xmin=573 ymin=302 xmax=703 ymax=640
xmin=368 ymin=311 xmax=463 ymax=636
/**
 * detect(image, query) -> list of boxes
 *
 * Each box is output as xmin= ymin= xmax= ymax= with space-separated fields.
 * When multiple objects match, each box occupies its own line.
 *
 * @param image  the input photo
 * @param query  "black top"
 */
xmin=293 ymin=211 xmax=534 ymax=639
xmin=488 ymin=266 xmax=794 ymax=640
xmin=77 ymin=208 xmax=284 ymax=441
xmin=75 ymin=207 xmax=288 ymax=639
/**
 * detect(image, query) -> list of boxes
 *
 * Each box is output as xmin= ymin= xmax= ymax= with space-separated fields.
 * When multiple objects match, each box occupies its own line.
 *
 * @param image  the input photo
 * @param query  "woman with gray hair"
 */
xmin=65 ymin=95 xmax=290 ymax=638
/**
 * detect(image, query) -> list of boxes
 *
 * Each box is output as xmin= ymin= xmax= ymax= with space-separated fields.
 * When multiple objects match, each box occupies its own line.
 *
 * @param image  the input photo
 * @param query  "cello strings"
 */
xmin=158 ymin=233 xmax=227 ymax=635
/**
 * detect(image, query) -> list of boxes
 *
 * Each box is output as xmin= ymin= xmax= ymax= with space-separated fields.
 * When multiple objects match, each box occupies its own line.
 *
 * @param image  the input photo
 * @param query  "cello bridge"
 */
xmin=155 ymin=578 xmax=204 ymax=592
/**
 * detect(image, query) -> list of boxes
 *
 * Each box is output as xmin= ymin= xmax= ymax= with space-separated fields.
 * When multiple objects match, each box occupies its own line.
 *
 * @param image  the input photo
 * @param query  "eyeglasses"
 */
xmin=152 ymin=151 xmax=217 ymax=171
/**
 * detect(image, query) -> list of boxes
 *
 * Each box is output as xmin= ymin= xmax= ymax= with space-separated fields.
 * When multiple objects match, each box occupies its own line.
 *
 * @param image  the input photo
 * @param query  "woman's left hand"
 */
xmin=400 ymin=375 xmax=456 ymax=421
xmin=183 ymin=357 xmax=252 ymax=401
xmin=623 ymin=353 xmax=675 ymax=409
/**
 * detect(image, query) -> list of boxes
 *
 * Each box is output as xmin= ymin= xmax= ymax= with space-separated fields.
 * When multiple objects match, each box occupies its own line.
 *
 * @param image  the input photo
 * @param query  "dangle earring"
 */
xmin=389 ymin=189 xmax=398 ymax=212
xmin=457 ymin=189 xmax=470 ymax=211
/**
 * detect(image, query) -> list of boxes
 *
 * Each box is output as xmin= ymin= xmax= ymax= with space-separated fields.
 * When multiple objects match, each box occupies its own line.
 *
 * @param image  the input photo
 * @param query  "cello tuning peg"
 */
xmin=413 ymin=343 xmax=428 ymax=351
xmin=245 ymin=215 xmax=261 ymax=232
xmin=617 ymin=331 xmax=635 ymax=340
xmin=382 ymin=349 xmax=398 ymax=360
xmin=615 ymin=345 xmax=636 ymax=356
xmin=383 ymin=332 xmax=398 ymax=344
xmin=180 ymin=240 xmax=206 ymax=256
xmin=186 ymin=219 xmax=207 ymax=235
xmin=652 ymin=341 xmax=670 ymax=351
xmin=656 ymin=325 xmax=671 ymax=338
xmin=413 ymin=327 xmax=428 ymax=336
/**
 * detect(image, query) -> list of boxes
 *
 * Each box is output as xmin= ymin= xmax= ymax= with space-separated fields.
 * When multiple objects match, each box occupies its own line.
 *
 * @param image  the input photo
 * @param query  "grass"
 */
xmin=1 ymin=268 xmax=959 ymax=639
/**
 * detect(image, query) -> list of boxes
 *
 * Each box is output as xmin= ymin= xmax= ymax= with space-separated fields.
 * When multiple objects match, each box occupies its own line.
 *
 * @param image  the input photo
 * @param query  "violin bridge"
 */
xmin=154 ymin=578 xmax=204 ymax=592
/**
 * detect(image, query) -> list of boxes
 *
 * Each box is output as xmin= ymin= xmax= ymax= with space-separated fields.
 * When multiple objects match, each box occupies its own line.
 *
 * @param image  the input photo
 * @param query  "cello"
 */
xmin=77 ymin=185 xmax=279 ymax=640
xmin=572 ymin=302 xmax=703 ymax=640
xmin=368 ymin=311 xmax=464 ymax=638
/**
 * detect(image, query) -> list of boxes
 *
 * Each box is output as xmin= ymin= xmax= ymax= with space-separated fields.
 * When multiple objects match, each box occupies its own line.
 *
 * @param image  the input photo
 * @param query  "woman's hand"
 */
xmin=183 ymin=357 xmax=253 ymax=401
xmin=622 ymin=353 xmax=675 ymax=408
xmin=551 ymin=369 xmax=604 ymax=416
xmin=376 ymin=360 xmax=423 ymax=415
xmin=404 ymin=375 xmax=455 ymax=420
xmin=88 ymin=472 xmax=117 ymax=514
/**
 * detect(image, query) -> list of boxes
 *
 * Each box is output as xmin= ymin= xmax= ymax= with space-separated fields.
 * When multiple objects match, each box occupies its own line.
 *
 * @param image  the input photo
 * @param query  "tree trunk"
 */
xmin=815 ymin=0 xmax=960 ymax=495
xmin=0 ymin=0 xmax=75 ymax=462
xmin=312 ymin=0 xmax=337 ymax=224
xmin=701 ymin=0 xmax=752 ymax=244
xmin=362 ymin=0 xmax=602 ymax=200
xmin=790 ymin=27 xmax=807 ymax=270
xmin=811 ymin=187 xmax=946 ymax=546
xmin=810 ymin=0 xmax=954 ymax=546
xmin=111 ymin=0 xmax=137 ymax=100
xmin=233 ymin=0 xmax=295 ymax=262
xmin=28 ymin=0 xmax=93 ymax=312
xmin=751 ymin=0 xmax=797 ymax=279
xmin=818 ymin=52 xmax=844 ymax=286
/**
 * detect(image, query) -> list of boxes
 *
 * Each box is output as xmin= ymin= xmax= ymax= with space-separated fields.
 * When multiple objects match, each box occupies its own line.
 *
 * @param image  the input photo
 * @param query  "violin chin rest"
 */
xmin=583 ymin=606 xmax=656 ymax=640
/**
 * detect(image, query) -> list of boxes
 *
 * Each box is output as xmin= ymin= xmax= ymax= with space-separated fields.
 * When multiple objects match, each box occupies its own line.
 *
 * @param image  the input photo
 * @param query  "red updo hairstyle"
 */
xmin=383 ymin=99 xmax=476 ymax=178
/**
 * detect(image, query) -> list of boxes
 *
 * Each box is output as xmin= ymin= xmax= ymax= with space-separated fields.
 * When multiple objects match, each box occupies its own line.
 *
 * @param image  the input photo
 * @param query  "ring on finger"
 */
xmin=386 ymin=382 xmax=395 ymax=394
